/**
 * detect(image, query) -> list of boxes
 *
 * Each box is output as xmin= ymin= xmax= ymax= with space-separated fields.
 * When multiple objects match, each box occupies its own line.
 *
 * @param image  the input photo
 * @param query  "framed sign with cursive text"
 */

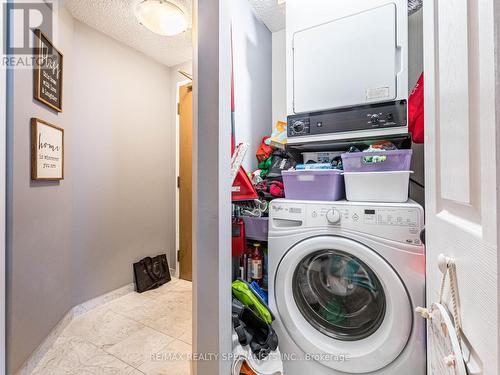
xmin=31 ymin=118 xmax=64 ymax=180
xmin=33 ymin=29 xmax=63 ymax=112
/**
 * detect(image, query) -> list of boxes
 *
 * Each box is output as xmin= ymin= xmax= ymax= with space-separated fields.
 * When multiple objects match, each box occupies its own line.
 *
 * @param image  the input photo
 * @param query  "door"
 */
xmin=275 ymin=236 xmax=412 ymax=373
xmin=179 ymin=83 xmax=193 ymax=281
xmin=293 ymin=3 xmax=399 ymax=113
xmin=424 ymin=0 xmax=498 ymax=373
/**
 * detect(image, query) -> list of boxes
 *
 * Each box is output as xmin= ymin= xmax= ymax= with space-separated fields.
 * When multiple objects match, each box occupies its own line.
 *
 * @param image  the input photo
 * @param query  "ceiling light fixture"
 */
xmin=135 ymin=0 xmax=187 ymax=36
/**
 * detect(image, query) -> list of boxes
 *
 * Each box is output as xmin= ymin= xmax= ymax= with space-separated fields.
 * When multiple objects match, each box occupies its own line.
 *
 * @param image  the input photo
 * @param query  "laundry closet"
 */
xmin=230 ymin=1 xmax=428 ymax=374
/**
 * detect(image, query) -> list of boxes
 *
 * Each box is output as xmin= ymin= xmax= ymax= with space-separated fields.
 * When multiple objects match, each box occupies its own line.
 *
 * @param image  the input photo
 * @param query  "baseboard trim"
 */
xmin=15 ymin=283 xmax=134 ymax=375
xmin=72 ymin=283 xmax=134 ymax=317
xmin=15 ymin=309 xmax=75 ymax=375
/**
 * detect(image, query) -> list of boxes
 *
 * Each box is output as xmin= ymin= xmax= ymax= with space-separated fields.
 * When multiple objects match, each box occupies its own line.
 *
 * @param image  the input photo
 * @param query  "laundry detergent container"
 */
xmin=341 ymin=149 xmax=412 ymax=172
xmin=282 ymin=169 xmax=345 ymax=201
xmin=343 ymin=171 xmax=412 ymax=202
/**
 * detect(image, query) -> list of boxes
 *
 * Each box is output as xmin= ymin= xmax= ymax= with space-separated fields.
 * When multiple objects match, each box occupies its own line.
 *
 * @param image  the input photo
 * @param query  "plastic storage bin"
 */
xmin=341 ymin=149 xmax=412 ymax=172
xmin=302 ymin=151 xmax=343 ymax=164
xmin=282 ymin=169 xmax=345 ymax=201
xmin=242 ymin=216 xmax=269 ymax=242
xmin=343 ymin=171 xmax=412 ymax=202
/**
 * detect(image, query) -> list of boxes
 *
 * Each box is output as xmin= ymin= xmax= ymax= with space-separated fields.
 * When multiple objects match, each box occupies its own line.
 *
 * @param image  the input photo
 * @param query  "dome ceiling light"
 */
xmin=135 ymin=0 xmax=188 ymax=36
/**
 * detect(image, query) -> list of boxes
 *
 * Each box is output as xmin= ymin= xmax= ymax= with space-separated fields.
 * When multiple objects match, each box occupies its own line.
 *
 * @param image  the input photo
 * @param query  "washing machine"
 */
xmin=268 ymin=199 xmax=425 ymax=374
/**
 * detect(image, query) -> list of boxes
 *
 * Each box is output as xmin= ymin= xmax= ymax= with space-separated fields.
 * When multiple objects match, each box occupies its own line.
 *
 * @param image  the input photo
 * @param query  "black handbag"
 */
xmin=133 ymin=254 xmax=171 ymax=293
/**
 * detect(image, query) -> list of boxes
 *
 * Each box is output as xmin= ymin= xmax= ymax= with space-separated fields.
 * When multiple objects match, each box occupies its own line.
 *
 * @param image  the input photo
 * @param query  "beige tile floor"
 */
xmin=32 ymin=278 xmax=192 ymax=375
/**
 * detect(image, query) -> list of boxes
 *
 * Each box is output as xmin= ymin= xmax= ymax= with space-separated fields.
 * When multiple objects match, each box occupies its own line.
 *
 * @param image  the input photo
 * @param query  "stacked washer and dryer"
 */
xmin=268 ymin=1 xmax=425 ymax=374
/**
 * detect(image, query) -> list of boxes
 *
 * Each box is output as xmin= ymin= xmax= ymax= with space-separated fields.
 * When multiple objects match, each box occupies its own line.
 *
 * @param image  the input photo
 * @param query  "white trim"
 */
xmin=14 ymin=284 xmax=134 ymax=375
xmin=15 ymin=310 xmax=74 ymax=375
xmin=175 ymin=79 xmax=191 ymax=279
xmin=286 ymin=127 xmax=409 ymax=145
xmin=0 ymin=3 xmax=7 ymax=374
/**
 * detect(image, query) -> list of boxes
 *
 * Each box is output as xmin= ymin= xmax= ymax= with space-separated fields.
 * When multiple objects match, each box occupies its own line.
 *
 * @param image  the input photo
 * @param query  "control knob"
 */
xmin=326 ymin=209 xmax=341 ymax=224
xmin=292 ymin=120 xmax=305 ymax=134
xmin=370 ymin=114 xmax=380 ymax=125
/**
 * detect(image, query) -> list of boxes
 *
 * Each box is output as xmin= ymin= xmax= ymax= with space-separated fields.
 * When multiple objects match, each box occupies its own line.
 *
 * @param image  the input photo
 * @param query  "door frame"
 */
xmin=175 ymin=79 xmax=192 ymax=278
xmin=0 ymin=2 xmax=7 ymax=373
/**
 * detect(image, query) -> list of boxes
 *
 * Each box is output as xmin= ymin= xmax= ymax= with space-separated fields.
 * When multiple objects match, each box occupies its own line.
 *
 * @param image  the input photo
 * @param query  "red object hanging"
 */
xmin=230 ymin=25 xmax=258 ymax=201
xmin=408 ymin=73 xmax=424 ymax=143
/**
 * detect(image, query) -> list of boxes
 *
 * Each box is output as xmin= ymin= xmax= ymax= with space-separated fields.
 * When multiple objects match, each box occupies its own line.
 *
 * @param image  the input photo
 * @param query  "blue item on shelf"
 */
xmin=295 ymin=163 xmax=333 ymax=170
xmin=250 ymin=281 xmax=269 ymax=305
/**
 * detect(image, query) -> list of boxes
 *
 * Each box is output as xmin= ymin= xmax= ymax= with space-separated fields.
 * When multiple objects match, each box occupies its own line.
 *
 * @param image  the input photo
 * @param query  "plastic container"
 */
xmin=242 ymin=217 xmax=269 ymax=242
xmin=282 ymin=169 xmax=345 ymax=201
xmin=343 ymin=171 xmax=412 ymax=202
xmin=341 ymin=149 xmax=413 ymax=172
xmin=302 ymin=151 xmax=343 ymax=164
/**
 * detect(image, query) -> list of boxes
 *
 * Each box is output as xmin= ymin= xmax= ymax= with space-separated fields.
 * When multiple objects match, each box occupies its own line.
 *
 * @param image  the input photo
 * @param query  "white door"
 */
xmin=424 ymin=0 xmax=498 ymax=374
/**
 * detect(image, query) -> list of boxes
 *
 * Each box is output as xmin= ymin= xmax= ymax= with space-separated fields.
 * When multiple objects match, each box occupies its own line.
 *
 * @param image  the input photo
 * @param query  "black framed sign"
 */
xmin=31 ymin=118 xmax=64 ymax=181
xmin=33 ymin=29 xmax=63 ymax=112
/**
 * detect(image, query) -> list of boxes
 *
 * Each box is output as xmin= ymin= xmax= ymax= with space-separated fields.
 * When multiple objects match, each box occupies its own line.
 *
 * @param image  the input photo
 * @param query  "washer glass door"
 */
xmin=275 ymin=236 xmax=412 ymax=373
xmin=293 ymin=250 xmax=386 ymax=341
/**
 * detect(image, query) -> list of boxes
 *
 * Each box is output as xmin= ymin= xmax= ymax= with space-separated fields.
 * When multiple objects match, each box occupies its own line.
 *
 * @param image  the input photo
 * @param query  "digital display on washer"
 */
xmin=365 ymin=209 xmax=376 ymax=215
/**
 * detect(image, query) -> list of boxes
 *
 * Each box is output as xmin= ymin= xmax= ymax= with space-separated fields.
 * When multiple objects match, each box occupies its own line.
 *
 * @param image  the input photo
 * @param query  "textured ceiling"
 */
xmin=247 ymin=0 xmax=285 ymax=32
xmin=64 ymin=0 xmax=192 ymax=67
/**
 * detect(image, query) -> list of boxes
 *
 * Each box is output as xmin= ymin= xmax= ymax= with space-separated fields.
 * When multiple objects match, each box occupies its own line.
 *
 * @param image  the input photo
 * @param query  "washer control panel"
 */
xmin=269 ymin=200 xmax=424 ymax=246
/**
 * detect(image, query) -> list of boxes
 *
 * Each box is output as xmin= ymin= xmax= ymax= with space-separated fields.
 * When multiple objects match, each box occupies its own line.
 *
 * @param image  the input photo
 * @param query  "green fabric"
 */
xmin=258 ymin=157 xmax=273 ymax=178
xmin=320 ymin=297 xmax=348 ymax=325
xmin=232 ymin=280 xmax=273 ymax=324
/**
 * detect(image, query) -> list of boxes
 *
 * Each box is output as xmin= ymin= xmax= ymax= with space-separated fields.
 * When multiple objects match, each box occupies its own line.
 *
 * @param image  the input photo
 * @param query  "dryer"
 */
xmin=286 ymin=0 xmax=409 ymax=143
xmin=268 ymin=199 xmax=425 ymax=374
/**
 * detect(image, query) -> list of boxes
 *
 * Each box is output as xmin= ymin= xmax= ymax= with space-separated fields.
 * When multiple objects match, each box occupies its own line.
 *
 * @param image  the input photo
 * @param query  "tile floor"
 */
xmin=32 ymin=278 xmax=192 ymax=375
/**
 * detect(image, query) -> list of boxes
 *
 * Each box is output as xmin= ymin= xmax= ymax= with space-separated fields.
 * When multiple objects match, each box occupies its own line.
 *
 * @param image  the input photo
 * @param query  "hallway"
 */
xmin=31 ymin=279 xmax=192 ymax=375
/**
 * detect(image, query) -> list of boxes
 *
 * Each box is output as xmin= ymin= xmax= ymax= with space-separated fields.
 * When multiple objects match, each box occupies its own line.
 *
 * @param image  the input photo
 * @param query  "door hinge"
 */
xmin=177 ymin=249 xmax=181 ymax=261
xmin=177 ymin=176 xmax=180 ymax=188
xmin=177 ymin=103 xmax=180 ymax=115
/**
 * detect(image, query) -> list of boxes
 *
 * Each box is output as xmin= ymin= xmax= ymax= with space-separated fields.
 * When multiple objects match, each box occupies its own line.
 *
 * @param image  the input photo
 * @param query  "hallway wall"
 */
xmin=7 ymin=7 xmax=75 ymax=373
xmin=7 ymin=7 xmax=175 ymax=373
xmin=69 ymin=20 xmax=173 ymax=306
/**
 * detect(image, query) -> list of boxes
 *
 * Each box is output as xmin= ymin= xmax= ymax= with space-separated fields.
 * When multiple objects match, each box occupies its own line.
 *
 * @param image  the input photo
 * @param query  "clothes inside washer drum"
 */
xmin=408 ymin=0 xmax=423 ymax=15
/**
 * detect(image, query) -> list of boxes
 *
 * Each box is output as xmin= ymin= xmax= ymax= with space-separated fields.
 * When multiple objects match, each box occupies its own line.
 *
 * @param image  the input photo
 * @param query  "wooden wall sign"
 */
xmin=33 ymin=29 xmax=63 ymax=112
xmin=31 ymin=118 xmax=64 ymax=180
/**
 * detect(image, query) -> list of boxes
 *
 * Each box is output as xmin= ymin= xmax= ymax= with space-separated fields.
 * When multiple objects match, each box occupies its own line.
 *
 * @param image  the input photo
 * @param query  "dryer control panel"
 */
xmin=269 ymin=200 xmax=424 ymax=246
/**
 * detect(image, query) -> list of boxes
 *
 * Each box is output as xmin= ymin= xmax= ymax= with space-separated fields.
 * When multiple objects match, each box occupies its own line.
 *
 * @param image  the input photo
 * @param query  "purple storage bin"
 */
xmin=242 ymin=216 xmax=269 ymax=241
xmin=282 ymin=169 xmax=345 ymax=201
xmin=341 ymin=149 xmax=413 ymax=172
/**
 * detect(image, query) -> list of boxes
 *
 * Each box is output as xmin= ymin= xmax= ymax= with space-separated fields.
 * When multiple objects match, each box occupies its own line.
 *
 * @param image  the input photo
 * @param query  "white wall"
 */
xmin=272 ymin=30 xmax=286 ymax=126
xmin=70 ymin=20 xmax=174 ymax=305
xmin=231 ymin=0 xmax=272 ymax=171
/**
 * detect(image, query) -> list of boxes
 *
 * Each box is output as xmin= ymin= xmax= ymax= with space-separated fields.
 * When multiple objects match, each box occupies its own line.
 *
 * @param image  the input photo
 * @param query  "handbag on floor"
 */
xmin=133 ymin=254 xmax=171 ymax=293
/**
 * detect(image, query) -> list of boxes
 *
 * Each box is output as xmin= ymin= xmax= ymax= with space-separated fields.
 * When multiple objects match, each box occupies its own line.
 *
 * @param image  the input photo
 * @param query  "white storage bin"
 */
xmin=343 ymin=171 xmax=412 ymax=203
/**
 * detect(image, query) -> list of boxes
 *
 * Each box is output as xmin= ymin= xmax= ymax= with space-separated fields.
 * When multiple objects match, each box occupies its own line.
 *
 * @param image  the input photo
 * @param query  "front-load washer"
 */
xmin=268 ymin=199 xmax=425 ymax=374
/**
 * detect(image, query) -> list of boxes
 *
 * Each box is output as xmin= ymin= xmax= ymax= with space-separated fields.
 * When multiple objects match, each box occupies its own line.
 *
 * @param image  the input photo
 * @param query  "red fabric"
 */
xmin=256 ymin=137 xmax=273 ymax=162
xmin=408 ymin=73 xmax=424 ymax=143
xmin=269 ymin=181 xmax=284 ymax=198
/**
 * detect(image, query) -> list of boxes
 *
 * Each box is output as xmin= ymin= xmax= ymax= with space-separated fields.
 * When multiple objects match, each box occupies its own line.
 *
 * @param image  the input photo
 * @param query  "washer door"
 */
xmin=275 ymin=236 xmax=412 ymax=373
